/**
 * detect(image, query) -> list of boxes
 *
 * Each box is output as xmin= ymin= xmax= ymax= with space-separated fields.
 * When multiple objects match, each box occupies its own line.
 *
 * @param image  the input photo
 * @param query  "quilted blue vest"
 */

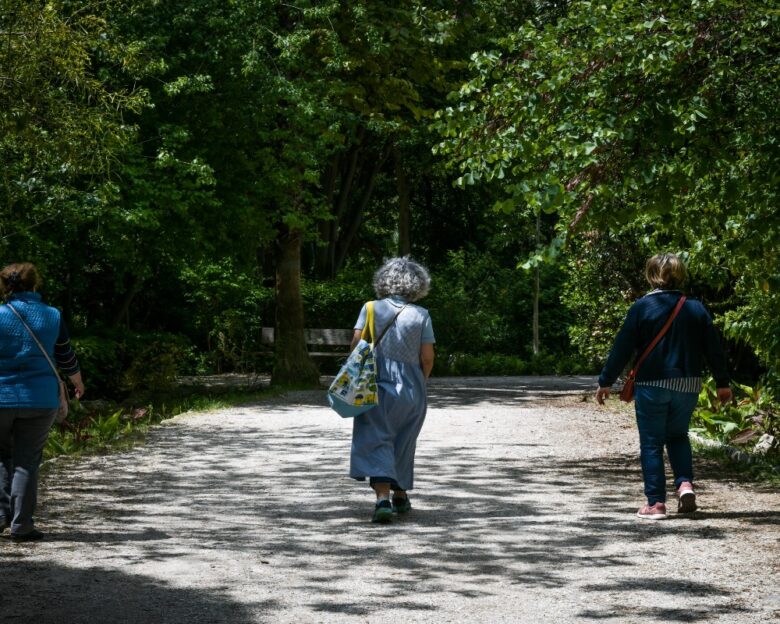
xmin=0 ymin=292 xmax=61 ymax=408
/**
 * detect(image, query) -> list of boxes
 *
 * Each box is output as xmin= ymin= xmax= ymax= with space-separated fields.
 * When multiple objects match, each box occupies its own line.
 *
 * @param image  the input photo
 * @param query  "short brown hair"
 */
xmin=645 ymin=253 xmax=687 ymax=290
xmin=0 ymin=263 xmax=42 ymax=296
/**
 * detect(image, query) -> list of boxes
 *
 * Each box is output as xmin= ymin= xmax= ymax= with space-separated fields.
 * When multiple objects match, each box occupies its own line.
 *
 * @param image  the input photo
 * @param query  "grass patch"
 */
xmin=43 ymin=381 xmax=318 ymax=460
xmin=691 ymin=440 xmax=780 ymax=486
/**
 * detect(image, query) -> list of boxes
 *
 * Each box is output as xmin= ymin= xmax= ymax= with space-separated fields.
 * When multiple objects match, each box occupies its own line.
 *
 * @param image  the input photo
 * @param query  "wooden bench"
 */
xmin=261 ymin=327 xmax=354 ymax=358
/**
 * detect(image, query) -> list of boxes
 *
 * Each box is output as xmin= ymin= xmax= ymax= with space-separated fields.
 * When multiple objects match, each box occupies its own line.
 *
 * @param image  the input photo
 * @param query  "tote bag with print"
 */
xmin=327 ymin=301 xmax=379 ymax=418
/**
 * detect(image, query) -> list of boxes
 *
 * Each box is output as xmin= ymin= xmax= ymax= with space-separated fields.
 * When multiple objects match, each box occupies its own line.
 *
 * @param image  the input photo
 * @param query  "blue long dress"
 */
xmin=349 ymin=296 xmax=435 ymax=491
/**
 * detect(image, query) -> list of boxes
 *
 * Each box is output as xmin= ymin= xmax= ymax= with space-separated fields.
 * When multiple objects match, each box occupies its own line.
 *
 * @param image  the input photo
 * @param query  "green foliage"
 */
xmin=69 ymin=336 xmax=124 ymax=398
xmin=180 ymin=260 xmax=274 ymax=373
xmin=435 ymin=351 xmax=591 ymax=376
xmin=72 ymin=330 xmax=192 ymax=397
xmin=46 ymin=403 xmax=138 ymax=457
xmin=0 ymin=0 xmax=144 ymax=302
xmin=425 ymin=248 xmax=571 ymax=357
xmin=437 ymin=0 xmax=780 ymax=378
xmin=2 ymin=0 xmax=776 ymax=393
xmin=561 ymin=228 xmax=650 ymax=367
xmin=45 ymin=385 xmax=280 ymax=459
xmin=122 ymin=335 xmax=191 ymax=392
xmin=302 ymin=270 xmax=375 ymax=329
xmin=692 ymin=378 xmax=779 ymax=457
xmin=689 ymin=444 xmax=780 ymax=484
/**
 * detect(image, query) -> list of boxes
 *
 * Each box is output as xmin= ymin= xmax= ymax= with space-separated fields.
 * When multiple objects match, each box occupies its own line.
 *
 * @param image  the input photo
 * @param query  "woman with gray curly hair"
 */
xmin=349 ymin=257 xmax=435 ymax=523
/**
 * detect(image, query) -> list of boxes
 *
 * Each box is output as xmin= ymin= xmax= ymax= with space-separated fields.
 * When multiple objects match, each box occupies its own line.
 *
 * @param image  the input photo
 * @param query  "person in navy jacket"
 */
xmin=595 ymin=253 xmax=732 ymax=520
xmin=0 ymin=263 xmax=85 ymax=541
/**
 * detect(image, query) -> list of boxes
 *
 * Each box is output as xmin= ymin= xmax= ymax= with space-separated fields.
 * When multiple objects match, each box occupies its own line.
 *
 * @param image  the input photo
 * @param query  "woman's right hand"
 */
xmin=595 ymin=386 xmax=610 ymax=405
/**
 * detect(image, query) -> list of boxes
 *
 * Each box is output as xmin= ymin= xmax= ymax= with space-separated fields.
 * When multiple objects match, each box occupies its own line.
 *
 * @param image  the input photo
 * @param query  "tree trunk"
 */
xmin=111 ymin=275 xmax=143 ymax=329
xmin=394 ymin=145 xmax=412 ymax=256
xmin=315 ymin=154 xmax=340 ymax=278
xmin=272 ymin=227 xmax=320 ymax=387
xmin=323 ymin=128 xmax=365 ymax=278
xmin=62 ymin=260 xmax=74 ymax=327
xmin=334 ymin=144 xmax=391 ymax=273
xmin=532 ymin=213 xmax=541 ymax=356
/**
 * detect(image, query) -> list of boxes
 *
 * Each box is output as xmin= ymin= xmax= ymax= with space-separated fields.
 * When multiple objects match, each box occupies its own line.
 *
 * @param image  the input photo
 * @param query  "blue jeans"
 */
xmin=634 ymin=386 xmax=699 ymax=505
xmin=0 ymin=408 xmax=57 ymax=535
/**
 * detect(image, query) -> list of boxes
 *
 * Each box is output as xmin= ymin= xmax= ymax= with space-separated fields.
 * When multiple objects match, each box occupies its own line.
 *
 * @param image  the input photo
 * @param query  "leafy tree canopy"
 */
xmin=436 ymin=0 xmax=780 ymax=371
xmin=0 ymin=0 xmax=144 ymax=278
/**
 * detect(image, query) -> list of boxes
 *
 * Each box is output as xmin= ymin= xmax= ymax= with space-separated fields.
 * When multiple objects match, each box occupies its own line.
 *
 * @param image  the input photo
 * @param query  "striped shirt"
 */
xmin=636 ymin=377 xmax=702 ymax=394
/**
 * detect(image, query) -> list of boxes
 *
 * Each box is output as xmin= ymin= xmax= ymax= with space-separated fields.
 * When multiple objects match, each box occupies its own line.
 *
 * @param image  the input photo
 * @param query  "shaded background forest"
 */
xmin=1 ymin=0 xmax=777 ymax=399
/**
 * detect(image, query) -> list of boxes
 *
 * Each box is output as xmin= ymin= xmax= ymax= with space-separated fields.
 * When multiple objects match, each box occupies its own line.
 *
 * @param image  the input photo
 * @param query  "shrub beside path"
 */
xmin=2 ymin=376 xmax=779 ymax=623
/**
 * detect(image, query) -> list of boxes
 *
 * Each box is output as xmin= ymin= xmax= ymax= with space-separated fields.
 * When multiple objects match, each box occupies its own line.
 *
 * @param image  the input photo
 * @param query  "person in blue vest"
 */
xmin=595 ymin=253 xmax=732 ymax=520
xmin=349 ymin=258 xmax=435 ymax=523
xmin=0 ymin=263 xmax=85 ymax=542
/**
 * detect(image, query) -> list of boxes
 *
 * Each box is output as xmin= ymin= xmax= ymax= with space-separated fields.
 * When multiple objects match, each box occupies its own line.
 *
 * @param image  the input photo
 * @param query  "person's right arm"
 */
xmin=350 ymin=330 xmax=362 ymax=351
xmin=350 ymin=303 xmax=369 ymax=350
xmin=596 ymin=302 xmax=640 ymax=404
xmin=420 ymin=343 xmax=434 ymax=379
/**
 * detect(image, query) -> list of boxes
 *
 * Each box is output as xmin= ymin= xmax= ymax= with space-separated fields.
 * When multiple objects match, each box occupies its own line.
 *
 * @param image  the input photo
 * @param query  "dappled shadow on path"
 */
xmin=577 ymin=604 xmax=750 ymax=623
xmin=241 ymin=376 xmax=598 ymax=411
xmin=690 ymin=510 xmax=780 ymax=525
xmin=0 ymin=559 xmax=260 ymax=624
xmin=426 ymin=376 xmax=598 ymax=409
xmin=542 ymin=453 xmax=772 ymax=621
xmin=29 ymin=399 xmax=764 ymax=623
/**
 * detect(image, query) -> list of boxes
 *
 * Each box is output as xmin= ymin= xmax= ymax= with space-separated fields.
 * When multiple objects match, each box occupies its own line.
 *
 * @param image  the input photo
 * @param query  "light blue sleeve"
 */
xmin=354 ymin=304 xmax=367 ymax=330
xmin=421 ymin=312 xmax=435 ymax=344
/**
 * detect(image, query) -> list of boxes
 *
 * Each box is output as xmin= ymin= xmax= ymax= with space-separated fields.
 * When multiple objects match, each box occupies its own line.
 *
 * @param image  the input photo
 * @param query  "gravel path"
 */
xmin=2 ymin=376 xmax=778 ymax=623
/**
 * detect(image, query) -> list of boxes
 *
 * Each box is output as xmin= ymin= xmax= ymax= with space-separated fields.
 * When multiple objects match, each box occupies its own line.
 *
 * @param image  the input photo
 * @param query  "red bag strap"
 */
xmin=627 ymin=296 xmax=687 ymax=379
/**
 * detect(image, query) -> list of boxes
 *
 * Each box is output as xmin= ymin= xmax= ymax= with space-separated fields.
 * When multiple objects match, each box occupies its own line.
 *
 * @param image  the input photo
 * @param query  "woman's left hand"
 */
xmin=69 ymin=372 xmax=85 ymax=399
xmin=716 ymin=387 xmax=733 ymax=404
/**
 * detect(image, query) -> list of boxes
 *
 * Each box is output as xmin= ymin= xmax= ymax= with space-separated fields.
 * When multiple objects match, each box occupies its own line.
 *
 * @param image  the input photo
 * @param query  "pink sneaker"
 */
xmin=677 ymin=482 xmax=697 ymax=513
xmin=637 ymin=502 xmax=667 ymax=520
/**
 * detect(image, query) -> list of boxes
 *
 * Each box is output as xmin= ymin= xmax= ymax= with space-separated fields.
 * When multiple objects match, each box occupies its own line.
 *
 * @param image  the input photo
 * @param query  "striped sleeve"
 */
xmin=54 ymin=319 xmax=81 ymax=375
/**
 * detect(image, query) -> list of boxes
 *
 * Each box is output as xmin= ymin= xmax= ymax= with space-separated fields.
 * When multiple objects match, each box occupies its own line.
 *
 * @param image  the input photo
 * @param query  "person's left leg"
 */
xmin=9 ymin=409 xmax=56 ymax=537
xmin=665 ymin=391 xmax=699 ymax=488
xmin=0 ymin=409 xmax=15 ymax=530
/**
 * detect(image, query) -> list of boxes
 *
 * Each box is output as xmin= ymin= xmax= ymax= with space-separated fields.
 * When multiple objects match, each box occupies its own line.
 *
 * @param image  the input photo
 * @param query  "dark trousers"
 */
xmin=0 ymin=408 xmax=57 ymax=535
xmin=634 ymin=386 xmax=699 ymax=505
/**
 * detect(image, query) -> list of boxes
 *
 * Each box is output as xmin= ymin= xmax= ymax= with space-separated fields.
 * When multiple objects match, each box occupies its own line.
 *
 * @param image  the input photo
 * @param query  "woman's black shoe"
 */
xmin=9 ymin=529 xmax=44 ymax=542
xmin=392 ymin=497 xmax=412 ymax=514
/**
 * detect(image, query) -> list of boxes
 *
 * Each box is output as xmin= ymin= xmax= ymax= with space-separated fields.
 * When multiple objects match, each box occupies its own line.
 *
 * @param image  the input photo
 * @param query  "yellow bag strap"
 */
xmin=361 ymin=301 xmax=376 ymax=344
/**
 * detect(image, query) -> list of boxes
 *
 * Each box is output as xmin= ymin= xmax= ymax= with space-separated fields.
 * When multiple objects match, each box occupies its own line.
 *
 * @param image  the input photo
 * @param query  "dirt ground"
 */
xmin=2 ymin=376 xmax=778 ymax=623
